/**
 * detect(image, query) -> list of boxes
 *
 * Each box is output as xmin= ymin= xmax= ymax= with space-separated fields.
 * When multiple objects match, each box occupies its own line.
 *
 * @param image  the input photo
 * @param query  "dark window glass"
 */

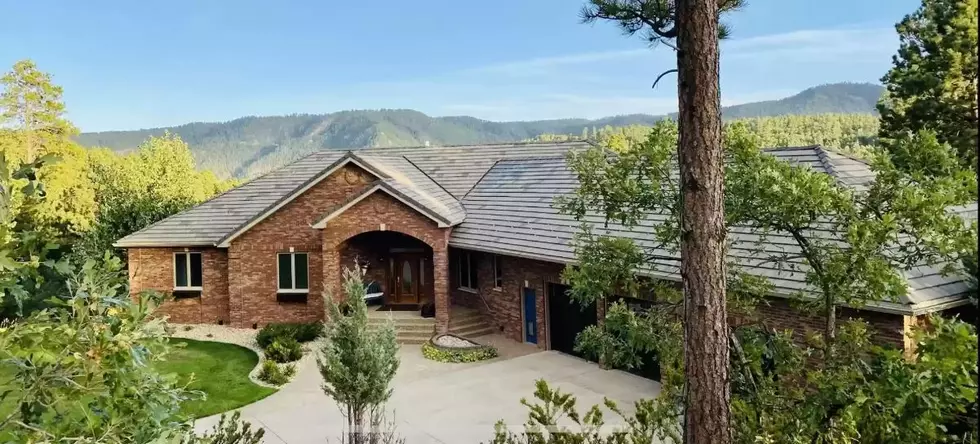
xmin=294 ymin=254 xmax=309 ymax=289
xmin=175 ymin=253 xmax=188 ymax=288
xmin=494 ymin=255 xmax=503 ymax=288
xmin=457 ymin=254 xmax=465 ymax=287
xmin=190 ymin=253 xmax=203 ymax=287
xmin=278 ymin=254 xmax=292 ymax=290
xmin=468 ymin=253 xmax=478 ymax=288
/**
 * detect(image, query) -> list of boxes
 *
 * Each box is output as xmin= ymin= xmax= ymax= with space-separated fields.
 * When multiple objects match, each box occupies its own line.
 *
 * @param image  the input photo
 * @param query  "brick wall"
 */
xmin=448 ymin=249 xmax=914 ymax=351
xmin=449 ymin=250 xmax=564 ymax=349
xmin=320 ymin=188 xmax=453 ymax=331
xmin=128 ymin=247 xmax=229 ymax=324
xmin=754 ymin=298 xmax=907 ymax=348
xmin=225 ymin=164 xmax=378 ymax=327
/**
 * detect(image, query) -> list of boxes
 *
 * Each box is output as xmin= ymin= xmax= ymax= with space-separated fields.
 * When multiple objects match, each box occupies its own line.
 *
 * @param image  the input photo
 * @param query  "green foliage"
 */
xmin=561 ymin=119 xmax=976 ymax=346
xmin=178 ymin=411 xmax=265 ymax=444
xmin=489 ymin=379 xmax=679 ymax=444
xmin=878 ymin=0 xmax=979 ymax=169
xmin=256 ymin=360 xmax=296 ymax=386
xmin=255 ymin=321 xmax=323 ymax=348
xmin=421 ymin=339 xmax=498 ymax=363
xmin=77 ymin=134 xmax=234 ymax=261
xmin=264 ymin=337 xmax=303 ymax=363
xmin=730 ymin=317 xmax=978 ymax=443
xmin=0 ymin=256 xmax=193 ymax=442
xmin=580 ymin=0 xmax=746 ymax=44
xmin=533 ymin=113 xmax=881 ymax=158
xmin=318 ymin=265 xmax=400 ymax=441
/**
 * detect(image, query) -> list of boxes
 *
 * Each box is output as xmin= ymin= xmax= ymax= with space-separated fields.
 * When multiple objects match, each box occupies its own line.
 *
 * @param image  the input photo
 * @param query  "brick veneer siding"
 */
xmin=450 ymin=250 xmax=562 ymax=349
xmin=448 ymin=248 xmax=917 ymax=352
xmin=225 ymin=164 xmax=378 ymax=327
xmin=321 ymin=191 xmax=452 ymax=332
xmin=128 ymin=247 xmax=229 ymax=324
xmin=753 ymin=298 xmax=908 ymax=349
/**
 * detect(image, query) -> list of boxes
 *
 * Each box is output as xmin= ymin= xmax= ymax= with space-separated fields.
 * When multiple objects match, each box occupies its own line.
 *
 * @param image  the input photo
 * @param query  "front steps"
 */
xmin=366 ymin=306 xmax=494 ymax=344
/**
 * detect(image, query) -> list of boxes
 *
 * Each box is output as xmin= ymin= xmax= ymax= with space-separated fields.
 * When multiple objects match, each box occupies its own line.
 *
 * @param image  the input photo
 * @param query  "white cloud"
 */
xmin=453 ymin=26 xmax=895 ymax=78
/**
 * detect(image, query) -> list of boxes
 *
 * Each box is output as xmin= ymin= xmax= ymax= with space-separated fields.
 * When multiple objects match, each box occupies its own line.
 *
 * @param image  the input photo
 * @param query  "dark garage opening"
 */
xmin=547 ymin=283 xmax=661 ymax=381
xmin=547 ymin=283 xmax=597 ymax=359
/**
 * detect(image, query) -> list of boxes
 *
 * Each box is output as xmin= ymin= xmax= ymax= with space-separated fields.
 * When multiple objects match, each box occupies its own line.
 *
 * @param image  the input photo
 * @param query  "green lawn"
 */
xmin=0 ymin=338 xmax=276 ymax=421
xmin=156 ymin=338 xmax=277 ymax=418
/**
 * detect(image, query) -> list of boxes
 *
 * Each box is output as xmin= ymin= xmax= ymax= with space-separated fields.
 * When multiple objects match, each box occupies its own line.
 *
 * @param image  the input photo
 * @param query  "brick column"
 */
xmin=433 ymin=244 xmax=450 ymax=334
xmin=227 ymin=248 xmax=245 ymax=328
xmin=322 ymin=240 xmax=343 ymax=305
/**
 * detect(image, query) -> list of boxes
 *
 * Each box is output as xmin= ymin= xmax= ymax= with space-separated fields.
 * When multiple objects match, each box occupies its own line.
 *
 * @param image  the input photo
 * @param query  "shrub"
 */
xmin=421 ymin=340 xmax=498 ymax=363
xmin=265 ymin=337 xmax=303 ymax=363
xmin=256 ymin=322 xmax=323 ymax=348
xmin=257 ymin=360 xmax=296 ymax=386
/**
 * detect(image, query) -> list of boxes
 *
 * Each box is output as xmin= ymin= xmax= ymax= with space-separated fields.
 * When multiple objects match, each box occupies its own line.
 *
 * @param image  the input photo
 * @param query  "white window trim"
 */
xmin=277 ymin=252 xmax=310 ymax=293
xmin=173 ymin=252 xmax=203 ymax=291
xmin=457 ymin=252 xmax=478 ymax=292
xmin=492 ymin=254 xmax=503 ymax=291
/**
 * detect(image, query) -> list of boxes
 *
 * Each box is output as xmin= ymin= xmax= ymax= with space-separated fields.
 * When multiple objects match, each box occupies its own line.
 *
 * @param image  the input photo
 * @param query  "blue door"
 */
xmin=523 ymin=288 xmax=537 ymax=344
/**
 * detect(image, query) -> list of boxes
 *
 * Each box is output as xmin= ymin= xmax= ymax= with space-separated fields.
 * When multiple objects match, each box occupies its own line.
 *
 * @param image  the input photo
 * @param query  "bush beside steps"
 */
xmin=421 ymin=334 xmax=498 ymax=363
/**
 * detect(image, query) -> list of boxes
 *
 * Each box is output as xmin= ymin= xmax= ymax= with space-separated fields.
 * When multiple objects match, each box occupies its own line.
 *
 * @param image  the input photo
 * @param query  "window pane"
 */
xmin=494 ymin=255 xmax=503 ymax=288
xmin=278 ymin=254 xmax=292 ymax=289
xmin=190 ymin=253 xmax=203 ymax=287
xmin=420 ymin=259 xmax=426 ymax=287
xmin=174 ymin=253 xmax=188 ymax=287
xmin=457 ymin=254 xmax=465 ymax=287
xmin=469 ymin=253 xmax=478 ymax=288
xmin=401 ymin=260 xmax=413 ymax=293
xmin=294 ymin=254 xmax=309 ymax=289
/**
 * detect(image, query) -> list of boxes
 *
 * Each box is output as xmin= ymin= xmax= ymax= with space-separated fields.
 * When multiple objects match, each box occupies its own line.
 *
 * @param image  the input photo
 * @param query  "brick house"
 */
xmin=116 ymin=142 xmax=976 ymax=353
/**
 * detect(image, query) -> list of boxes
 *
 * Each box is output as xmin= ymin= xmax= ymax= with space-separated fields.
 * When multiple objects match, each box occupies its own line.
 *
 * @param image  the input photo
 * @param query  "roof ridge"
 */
xmin=812 ymin=145 xmax=842 ymax=179
xmin=400 ymin=155 xmax=462 ymax=204
xmin=461 ymin=159 xmax=502 ymax=200
xmin=214 ymin=151 xmax=359 ymax=246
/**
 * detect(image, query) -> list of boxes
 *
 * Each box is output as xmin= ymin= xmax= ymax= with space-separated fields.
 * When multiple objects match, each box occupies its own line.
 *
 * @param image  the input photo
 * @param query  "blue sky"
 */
xmin=2 ymin=0 xmax=918 ymax=132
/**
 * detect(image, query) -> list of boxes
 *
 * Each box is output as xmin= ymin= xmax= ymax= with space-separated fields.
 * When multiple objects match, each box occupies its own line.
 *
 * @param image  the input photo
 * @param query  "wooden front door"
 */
xmin=391 ymin=254 xmax=421 ymax=304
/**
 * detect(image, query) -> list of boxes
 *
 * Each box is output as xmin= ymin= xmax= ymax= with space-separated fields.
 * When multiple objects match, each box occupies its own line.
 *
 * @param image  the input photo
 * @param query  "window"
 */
xmin=173 ymin=252 xmax=202 ymax=290
xmin=277 ymin=252 xmax=309 ymax=293
xmin=457 ymin=251 xmax=478 ymax=290
xmin=492 ymin=254 xmax=503 ymax=289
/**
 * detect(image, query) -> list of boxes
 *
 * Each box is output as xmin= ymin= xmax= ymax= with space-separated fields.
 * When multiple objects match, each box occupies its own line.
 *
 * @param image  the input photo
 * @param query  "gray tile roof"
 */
xmin=452 ymin=145 xmax=976 ymax=315
xmin=114 ymin=141 xmax=974 ymax=314
xmin=115 ymin=142 xmax=589 ymax=247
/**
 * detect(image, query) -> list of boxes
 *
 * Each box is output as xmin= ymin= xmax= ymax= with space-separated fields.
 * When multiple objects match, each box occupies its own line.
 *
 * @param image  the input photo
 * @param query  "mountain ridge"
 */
xmin=77 ymin=82 xmax=884 ymax=178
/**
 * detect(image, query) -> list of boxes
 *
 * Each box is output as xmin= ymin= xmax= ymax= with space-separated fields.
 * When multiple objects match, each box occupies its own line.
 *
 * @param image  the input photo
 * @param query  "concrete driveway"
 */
xmin=195 ymin=336 xmax=662 ymax=443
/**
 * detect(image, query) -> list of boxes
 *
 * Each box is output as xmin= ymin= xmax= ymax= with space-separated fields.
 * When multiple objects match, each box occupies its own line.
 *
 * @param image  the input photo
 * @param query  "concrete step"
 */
xmin=451 ymin=325 xmax=495 ymax=338
xmin=449 ymin=318 xmax=489 ymax=330
xmin=368 ymin=323 xmax=434 ymax=334
xmin=367 ymin=317 xmax=435 ymax=326
xmin=394 ymin=333 xmax=432 ymax=345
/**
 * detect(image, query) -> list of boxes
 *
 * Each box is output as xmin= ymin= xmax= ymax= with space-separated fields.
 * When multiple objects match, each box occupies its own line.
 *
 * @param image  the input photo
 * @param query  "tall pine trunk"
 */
xmin=676 ymin=0 xmax=730 ymax=443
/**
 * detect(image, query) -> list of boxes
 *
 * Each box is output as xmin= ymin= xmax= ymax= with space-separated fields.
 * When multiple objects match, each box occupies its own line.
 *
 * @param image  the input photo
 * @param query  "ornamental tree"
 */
xmin=318 ymin=265 xmax=400 ymax=444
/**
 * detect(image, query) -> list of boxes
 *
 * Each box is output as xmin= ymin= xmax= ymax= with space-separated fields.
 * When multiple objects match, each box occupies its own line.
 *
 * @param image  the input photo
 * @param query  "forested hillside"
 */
xmin=535 ymin=114 xmax=881 ymax=158
xmin=76 ymin=82 xmax=883 ymax=178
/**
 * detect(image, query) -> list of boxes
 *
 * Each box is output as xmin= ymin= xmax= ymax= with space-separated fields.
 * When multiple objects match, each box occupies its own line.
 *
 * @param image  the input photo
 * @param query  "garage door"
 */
xmin=547 ymin=283 xmax=597 ymax=359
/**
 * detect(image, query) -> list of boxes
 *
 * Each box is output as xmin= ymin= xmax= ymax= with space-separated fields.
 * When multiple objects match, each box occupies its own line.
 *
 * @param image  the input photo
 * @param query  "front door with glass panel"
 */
xmin=391 ymin=254 xmax=421 ymax=304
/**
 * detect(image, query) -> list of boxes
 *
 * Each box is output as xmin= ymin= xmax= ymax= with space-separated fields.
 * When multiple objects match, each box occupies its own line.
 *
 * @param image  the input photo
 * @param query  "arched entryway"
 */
xmin=340 ymin=231 xmax=434 ymax=308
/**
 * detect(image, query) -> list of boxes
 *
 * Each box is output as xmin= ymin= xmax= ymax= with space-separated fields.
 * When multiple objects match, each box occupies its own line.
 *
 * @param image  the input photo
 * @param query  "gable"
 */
xmin=228 ymin=163 xmax=378 ymax=248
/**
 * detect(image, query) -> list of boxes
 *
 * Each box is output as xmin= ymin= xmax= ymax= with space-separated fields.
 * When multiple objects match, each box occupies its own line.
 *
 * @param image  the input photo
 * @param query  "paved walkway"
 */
xmin=195 ymin=335 xmax=662 ymax=443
